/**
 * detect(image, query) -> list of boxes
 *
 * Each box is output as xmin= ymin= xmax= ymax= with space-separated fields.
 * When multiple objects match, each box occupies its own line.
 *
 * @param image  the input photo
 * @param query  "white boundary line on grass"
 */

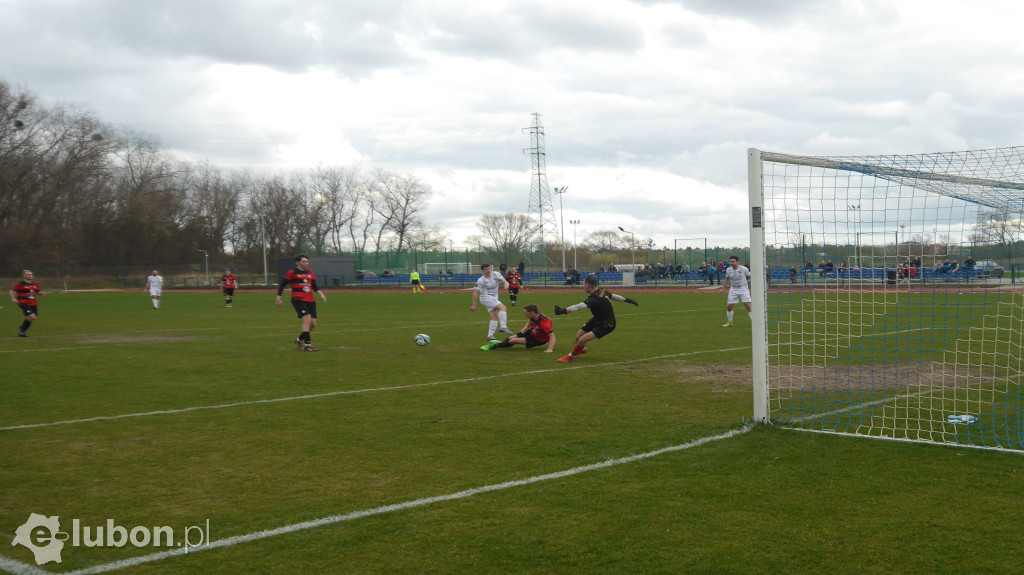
xmin=0 ymin=347 xmax=750 ymax=432
xmin=0 ymin=557 xmax=48 ymax=575
xmin=0 ymin=309 xmax=700 ymax=351
xmin=0 ymin=424 xmax=754 ymax=575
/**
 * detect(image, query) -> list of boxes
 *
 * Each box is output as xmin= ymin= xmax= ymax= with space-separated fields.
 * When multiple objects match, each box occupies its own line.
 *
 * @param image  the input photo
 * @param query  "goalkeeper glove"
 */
xmin=624 ymin=297 xmax=639 ymax=306
xmin=554 ymin=305 xmax=567 ymax=316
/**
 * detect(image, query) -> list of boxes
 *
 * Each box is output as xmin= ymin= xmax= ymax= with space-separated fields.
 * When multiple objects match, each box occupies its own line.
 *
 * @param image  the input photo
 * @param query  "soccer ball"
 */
xmin=414 ymin=334 xmax=431 ymax=346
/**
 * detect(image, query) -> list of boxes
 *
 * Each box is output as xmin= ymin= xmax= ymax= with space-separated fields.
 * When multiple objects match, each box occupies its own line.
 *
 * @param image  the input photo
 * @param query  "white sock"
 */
xmin=498 ymin=310 xmax=507 ymax=328
xmin=488 ymin=320 xmax=497 ymax=337
xmin=727 ymin=310 xmax=734 ymax=322
xmin=748 ymin=311 xmax=752 ymax=319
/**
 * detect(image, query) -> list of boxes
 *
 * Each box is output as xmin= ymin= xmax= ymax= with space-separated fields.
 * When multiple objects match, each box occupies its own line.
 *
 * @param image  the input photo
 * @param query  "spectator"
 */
xmin=499 ymin=262 xmax=507 ymax=275
xmin=565 ymin=267 xmax=581 ymax=285
xmin=963 ymin=256 xmax=975 ymax=269
xmin=789 ymin=267 xmax=797 ymax=284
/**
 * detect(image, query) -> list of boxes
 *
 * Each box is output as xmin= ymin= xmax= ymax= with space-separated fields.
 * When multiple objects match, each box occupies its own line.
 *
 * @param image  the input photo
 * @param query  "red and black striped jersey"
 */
xmin=221 ymin=274 xmax=237 ymax=289
xmin=507 ymin=272 xmax=521 ymax=288
xmin=528 ymin=314 xmax=553 ymax=343
xmin=278 ymin=268 xmax=318 ymax=302
xmin=13 ymin=280 xmax=41 ymax=307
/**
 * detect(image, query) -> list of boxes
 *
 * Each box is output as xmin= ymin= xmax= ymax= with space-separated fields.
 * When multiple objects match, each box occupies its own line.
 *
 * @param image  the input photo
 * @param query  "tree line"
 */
xmin=0 ymin=80 xmax=438 ymax=271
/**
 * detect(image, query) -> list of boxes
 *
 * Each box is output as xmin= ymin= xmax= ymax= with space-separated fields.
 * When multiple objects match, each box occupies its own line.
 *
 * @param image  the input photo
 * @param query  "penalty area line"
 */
xmin=50 ymin=424 xmax=754 ymax=575
xmin=0 ymin=556 xmax=50 ymax=575
xmin=0 ymin=346 xmax=750 ymax=432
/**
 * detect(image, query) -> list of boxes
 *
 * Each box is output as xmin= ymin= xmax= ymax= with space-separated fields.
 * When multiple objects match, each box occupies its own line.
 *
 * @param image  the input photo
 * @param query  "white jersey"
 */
xmin=725 ymin=266 xmax=750 ymax=291
xmin=474 ymin=272 xmax=505 ymax=300
xmin=147 ymin=275 xmax=163 ymax=292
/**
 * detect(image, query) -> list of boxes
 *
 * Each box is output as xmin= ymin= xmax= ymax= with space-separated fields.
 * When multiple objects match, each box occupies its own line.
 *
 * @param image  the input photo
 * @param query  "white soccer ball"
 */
xmin=414 ymin=333 xmax=431 ymax=346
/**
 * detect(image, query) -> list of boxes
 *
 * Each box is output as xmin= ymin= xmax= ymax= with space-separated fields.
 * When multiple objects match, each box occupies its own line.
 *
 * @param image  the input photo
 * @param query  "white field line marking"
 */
xmin=31 ymin=425 xmax=755 ymax=575
xmin=0 ymin=556 xmax=49 ymax=575
xmin=0 ymin=347 xmax=750 ymax=432
xmin=0 ymin=309 xmax=702 ymax=352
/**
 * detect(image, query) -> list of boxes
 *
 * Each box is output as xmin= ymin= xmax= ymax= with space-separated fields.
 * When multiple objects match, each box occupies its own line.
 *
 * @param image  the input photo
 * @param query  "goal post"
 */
xmin=749 ymin=146 xmax=1024 ymax=452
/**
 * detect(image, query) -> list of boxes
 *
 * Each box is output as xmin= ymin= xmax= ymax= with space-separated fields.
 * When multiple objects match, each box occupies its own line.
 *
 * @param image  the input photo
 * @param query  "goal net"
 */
xmin=423 ymin=262 xmax=476 ymax=276
xmin=748 ymin=147 xmax=1024 ymax=452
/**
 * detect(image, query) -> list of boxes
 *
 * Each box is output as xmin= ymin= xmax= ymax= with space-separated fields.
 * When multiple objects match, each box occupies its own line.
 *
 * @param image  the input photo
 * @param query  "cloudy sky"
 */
xmin=2 ymin=0 xmax=1022 ymax=252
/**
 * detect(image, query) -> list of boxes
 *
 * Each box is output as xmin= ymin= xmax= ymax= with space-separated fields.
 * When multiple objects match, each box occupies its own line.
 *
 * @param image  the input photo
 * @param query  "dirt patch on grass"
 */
xmin=612 ymin=361 xmax=753 ymax=390
xmin=771 ymin=362 xmax=1005 ymax=392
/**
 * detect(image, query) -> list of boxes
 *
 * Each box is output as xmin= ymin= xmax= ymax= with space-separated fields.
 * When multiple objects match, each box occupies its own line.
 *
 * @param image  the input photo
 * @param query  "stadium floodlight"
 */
xmin=554 ymin=187 xmax=568 ymax=273
xmin=194 ymin=248 xmax=210 ymax=286
xmin=748 ymin=146 xmax=1024 ymax=452
xmin=618 ymin=227 xmax=636 ymax=271
xmin=570 ymin=219 xmax=581 ymax=269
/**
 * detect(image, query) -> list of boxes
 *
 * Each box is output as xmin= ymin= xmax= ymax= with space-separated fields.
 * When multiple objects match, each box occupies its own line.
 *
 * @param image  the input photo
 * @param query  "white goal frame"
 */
xmin=748 ymin=147 xmax=1024 ymax=452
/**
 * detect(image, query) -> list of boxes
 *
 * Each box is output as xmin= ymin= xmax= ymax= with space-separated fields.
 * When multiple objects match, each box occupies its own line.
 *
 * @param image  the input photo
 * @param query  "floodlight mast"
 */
xmin=570 ymin=219 xmax=581 ymax=269
xmin=618 ymin=226 xmax=636 ymax=270
xmin=554 ymin=186 xmax=568 ymax=273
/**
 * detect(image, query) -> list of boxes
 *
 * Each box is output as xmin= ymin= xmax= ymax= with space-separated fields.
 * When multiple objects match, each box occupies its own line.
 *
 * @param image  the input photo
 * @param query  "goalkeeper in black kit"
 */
xmin=553 ymin=274 xmax=638 ymax=363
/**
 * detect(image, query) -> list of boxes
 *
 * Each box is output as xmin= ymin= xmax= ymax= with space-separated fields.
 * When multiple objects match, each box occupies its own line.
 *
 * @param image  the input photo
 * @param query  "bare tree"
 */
xmin=248 ymin=174 xmax=302 ymax=258
xmin=347 ymin=184 xmax=379 ymax=257
xmin=181 ymin=160 xmax=242 ymax=256
xmin=971 ymin=210 xmax=1023 ymax=246
xmin=584 ymin=230 xmax=625 ymax=252
xmin=301 ymin=165 xmax=360 ymax=255
xmin=371 ymin=168 xmax=430 ymax=252
xmin=475 ymin=213 xmax=536 ymax=263
xmin=105 ymin=129 xmax=187 ymax=265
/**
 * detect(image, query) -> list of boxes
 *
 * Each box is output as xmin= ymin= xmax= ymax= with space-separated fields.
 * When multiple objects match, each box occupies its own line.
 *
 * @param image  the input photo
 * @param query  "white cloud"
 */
xmin=2 ymin=0 xmax=1022 ymax=251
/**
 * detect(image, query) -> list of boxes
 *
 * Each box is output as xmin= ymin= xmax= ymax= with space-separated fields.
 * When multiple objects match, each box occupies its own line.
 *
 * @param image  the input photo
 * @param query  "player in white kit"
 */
xmin=145 ymin=269 xmax=163 ymax=309
xmin=721 ymin=256 xmax=751 ymax=327
xmin=470 ymin=263 xmax=512 ymax=341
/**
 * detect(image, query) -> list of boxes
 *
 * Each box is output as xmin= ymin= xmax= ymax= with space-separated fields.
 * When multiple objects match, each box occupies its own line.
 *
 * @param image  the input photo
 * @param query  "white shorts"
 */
xmin=479 ymin=295 xmax=501 ymax=312
xmin=149 ymin=289 xmax=162 ymax=297
xmin=727 ymin=290 xmax=751 ymax=304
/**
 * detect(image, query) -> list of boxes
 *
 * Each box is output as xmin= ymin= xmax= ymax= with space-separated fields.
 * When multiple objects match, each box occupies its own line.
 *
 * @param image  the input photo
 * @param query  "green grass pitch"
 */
xmin=1 ymin=290 xmax=1022 ymax=573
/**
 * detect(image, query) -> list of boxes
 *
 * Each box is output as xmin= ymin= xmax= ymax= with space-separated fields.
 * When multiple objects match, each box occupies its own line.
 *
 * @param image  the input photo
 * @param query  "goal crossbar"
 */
xmin=761 ymin=149 xmax=1024 ymax=211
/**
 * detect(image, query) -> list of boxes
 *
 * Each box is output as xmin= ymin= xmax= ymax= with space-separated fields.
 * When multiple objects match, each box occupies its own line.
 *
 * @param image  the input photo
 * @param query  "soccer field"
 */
xmin=2 ymin=290 xmax=1022 ymax=574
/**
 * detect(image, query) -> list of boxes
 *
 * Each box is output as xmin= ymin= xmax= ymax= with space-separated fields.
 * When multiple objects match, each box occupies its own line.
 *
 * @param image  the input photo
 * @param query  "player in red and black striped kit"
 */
xmin=480 ymin=304 xmax=557 ymax=352
xmin=506 ymin=266 xmax=522 ymax=306
xmin=221 ymin=268 xmax=238 ymax=307
xmin=10 ymin=270 xmax=44 ymax=337
xmin=275 ymin=255 xmax=328 ymax=351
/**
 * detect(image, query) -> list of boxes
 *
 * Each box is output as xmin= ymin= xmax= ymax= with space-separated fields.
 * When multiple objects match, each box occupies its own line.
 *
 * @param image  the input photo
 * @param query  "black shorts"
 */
xmin=508 ymin=287 xmax=519 ymax=295
xmin=291 ymin=300 xmax=317 ymax=319
xmin=223 ymin=288 xmax=235 ymax=296
xmin=581 ymin=318 xmax=615 ymax=339
xmin=19 ymin=304 xmax=38 ymax=317
xmin=522 ymin=333 xmax=547 ymax=348
xmin=411 ymin=279 xmax=420 ymax=285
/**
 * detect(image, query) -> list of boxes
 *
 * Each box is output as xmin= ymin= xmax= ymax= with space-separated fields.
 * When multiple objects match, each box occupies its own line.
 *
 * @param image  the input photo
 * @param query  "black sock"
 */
xmin=301 ymin=331 xmax=310 ymax=344
xmin=495 ymin=339 xmax=513 ymax=348
xmin=20 ymin=320 xmax=31 ymax=332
